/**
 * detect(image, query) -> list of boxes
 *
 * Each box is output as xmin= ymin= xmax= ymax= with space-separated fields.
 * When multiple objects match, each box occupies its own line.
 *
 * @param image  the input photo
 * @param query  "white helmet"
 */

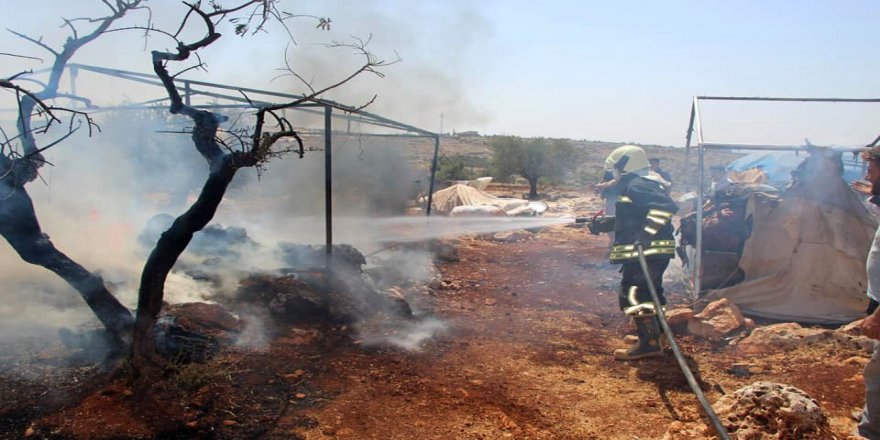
xmin=604 ymin=145 xmax=650 ymax=174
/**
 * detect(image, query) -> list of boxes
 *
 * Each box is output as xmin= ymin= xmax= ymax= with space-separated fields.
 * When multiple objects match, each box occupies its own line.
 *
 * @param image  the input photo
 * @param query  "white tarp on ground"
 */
xmin=430 ymin=184 xmax=529 ymax=215
xmin=707 ymin=148 xmax=877 ymax=324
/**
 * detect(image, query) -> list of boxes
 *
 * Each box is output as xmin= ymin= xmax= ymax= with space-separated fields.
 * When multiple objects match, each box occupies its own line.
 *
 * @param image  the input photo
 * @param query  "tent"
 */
xmin=727 ymin=150 xmax=865 ymax=188
xmin=705 ymin=148 xmax=876 ymax=324
xmin=429 ymin=184 xmax=529 ymax=215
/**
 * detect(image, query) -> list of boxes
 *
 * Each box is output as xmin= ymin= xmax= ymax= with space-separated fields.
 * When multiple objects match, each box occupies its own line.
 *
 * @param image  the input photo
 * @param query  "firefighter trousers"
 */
xmin=617 ymin=259 xmax=670 ymax=311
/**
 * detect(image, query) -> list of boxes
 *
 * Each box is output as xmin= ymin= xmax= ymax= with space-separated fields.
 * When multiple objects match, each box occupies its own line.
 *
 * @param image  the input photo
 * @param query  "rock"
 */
xmin=664 ymin=307 xmax=693 ymax=334
xmin=430 ymin=239 xmax=460 ymax=262
xmin=427 ymin=276 xmax=444 ymax=290
xmin=714 ymin=382 xmax=831 ymax=439
xmin=23 ymin=427 xmax=34 ymax=437
xmin=493 ymin=230 xmax=534 ymax=243
xmin=663 ymin=382 xmax=832 ymax=439
xmin=484 ymin=298 xmax=497 ymax=306
xmin=222 ymin=420 xmax=238 ymax=426
xmin=336 ymin=427 xmax=355 ymax=436
xmin=838 ymin=319 xmax=864 ymax=336
xmin=743 ymin=317 xmax=756 ymax=329
xmin=852 ymin=336 xmax=877 ymax=354
xmin=843 ymin=356 xmax=869 ymax=367
xmin=737 ymin=323 xmax=832 ymax=354
xmin=687 ymin=299 xmax=744 ymax=341
xmin=441 ymin=280 xmax=462 ymax=291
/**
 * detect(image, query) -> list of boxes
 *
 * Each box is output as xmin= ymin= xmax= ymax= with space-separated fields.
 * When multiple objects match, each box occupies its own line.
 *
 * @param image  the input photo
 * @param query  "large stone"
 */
xmin=687 ymin=298 xmax=745 ymax=341
xmin=430 ymin=239 xmax=460 ymax=262
xmin=664 ymin=307 xmax=693 ymax=334
xmin=838 ymin=318 xmax=864 ymax=337
xmin=492 ymin=230 xmax=534 ymax=243
xmin=737 ymin=323 xmax=832 ymax=354
xmin=663 ymin=382 xmax=832 ymax=439
xmin=714 ymin=382 xmax=831 ymax=439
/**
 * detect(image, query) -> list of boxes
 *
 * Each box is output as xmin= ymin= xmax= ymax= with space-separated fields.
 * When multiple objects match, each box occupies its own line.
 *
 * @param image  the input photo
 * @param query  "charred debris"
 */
xmin=139 ymin=219 xmax=446 ymax=365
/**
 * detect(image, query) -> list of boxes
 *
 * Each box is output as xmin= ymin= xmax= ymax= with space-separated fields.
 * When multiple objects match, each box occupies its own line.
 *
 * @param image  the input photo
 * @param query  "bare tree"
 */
xmin=0 ymin=1 xmax=147 ymax=347
xmin=132 ymin=0 xmax=395 ymax=374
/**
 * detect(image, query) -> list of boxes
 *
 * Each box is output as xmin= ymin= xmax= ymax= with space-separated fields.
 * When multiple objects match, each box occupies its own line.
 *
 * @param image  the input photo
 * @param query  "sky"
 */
xmin=3 ymin=0 xmax=880 ymax=148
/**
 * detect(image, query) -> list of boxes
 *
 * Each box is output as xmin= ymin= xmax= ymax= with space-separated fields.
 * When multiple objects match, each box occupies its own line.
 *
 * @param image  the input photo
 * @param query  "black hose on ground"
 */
xmin=636 ymin=243 xmax=732 ymax=440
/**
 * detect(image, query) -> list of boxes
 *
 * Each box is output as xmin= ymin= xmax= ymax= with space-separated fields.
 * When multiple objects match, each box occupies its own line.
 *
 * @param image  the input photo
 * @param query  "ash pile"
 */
xmin=238 ymin=242 xmax=419 ymax=324
xmin=139 ymin=215 xmax=447 ymax=362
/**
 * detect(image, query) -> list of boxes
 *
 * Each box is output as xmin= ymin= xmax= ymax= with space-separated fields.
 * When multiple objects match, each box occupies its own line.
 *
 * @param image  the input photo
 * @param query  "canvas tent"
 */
xmin=704 ymin=148 xmax=876 ymax=324
xmin=430 ymin=184 xmax=529 ymax=215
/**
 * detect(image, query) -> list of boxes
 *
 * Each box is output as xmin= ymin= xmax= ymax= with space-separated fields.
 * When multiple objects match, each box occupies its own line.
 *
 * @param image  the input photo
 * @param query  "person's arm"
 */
xmin=862 ymin=307 xmax=880 ymax=340
xmin=595 ymin=179 xmax=617 ymax=191
xmin=595 ymin=170 xmax=617 ymax=194
xmin=629 ymin=181 xmax=678 ymax=244
xmin=851 ymin=180 xmax=872 ymax=196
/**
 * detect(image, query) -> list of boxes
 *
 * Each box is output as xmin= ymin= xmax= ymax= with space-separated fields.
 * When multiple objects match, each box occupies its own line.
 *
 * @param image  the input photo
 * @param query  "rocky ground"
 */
xmin=0 ymin=190 xmax=871 ymax=439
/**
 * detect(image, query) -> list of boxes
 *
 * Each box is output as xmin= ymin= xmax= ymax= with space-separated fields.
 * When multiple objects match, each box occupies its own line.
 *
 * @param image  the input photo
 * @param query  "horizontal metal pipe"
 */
xmin=701 ymin=142 xmax=863 ymax=152
xmin=697 ymin=95 xmax=880 ymax=103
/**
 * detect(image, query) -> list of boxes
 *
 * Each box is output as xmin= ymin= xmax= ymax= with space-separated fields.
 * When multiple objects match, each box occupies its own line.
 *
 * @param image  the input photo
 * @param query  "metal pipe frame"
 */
xmin=684 ymin=94 xmax=880 ymax=298
xmin=325 ymin=106 xmax=333 ymax=257
xmin=27 ymin=63 xmax=444 ymax=257
xmin=69 ymin=63 xmax=437 ymax=137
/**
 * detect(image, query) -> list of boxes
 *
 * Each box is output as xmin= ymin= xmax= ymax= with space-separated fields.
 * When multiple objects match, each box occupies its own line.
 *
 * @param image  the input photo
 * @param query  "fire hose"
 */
xmin=636 ymin=243 xmax=732 ymax=440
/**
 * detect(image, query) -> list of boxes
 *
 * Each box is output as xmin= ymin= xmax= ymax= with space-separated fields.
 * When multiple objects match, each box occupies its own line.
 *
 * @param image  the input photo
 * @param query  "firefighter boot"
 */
xmin=614 ymin=314 xmax=662 ymax=360
xmin=623 ymin=320 xmax=669 ymax=350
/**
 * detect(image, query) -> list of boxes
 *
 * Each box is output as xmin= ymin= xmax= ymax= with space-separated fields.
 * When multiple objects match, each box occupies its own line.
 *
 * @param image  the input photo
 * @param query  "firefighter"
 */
xmin=604 ymin=145 xmax=678 ymax=360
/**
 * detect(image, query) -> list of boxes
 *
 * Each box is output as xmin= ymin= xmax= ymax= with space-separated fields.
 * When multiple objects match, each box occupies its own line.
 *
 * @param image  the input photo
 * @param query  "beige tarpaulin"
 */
xmin=430 ymin=184 xmax=528 ymax=215
xmin=708 ymin=149 xmax=876 ymax=324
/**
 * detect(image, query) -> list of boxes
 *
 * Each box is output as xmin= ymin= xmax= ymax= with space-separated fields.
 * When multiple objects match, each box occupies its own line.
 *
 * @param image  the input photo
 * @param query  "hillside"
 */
xmin=348 ymin=133 xmax=744 ymax=193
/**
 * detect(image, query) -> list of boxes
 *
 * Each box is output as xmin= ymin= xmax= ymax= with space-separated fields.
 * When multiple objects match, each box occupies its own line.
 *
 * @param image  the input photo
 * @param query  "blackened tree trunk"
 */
xmin=0 ymin=168 xmax=133 ymax=344
xmin=0 ymin=1 xmax=143 ymax=347
xmin=129 ymin=1 xmax=390 ymax=376
xmin=132 ymin=5 xmax=263 ymax=374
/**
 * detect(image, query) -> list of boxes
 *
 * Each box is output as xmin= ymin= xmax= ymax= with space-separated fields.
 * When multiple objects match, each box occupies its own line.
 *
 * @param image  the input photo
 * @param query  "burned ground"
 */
xmin=0 ymin=220 xmax=868 ymax=439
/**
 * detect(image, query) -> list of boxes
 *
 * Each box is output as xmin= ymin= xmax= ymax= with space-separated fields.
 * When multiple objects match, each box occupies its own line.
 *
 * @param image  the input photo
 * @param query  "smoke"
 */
xmin=360 ymin=317 xmax=449 ymax=352
xmin=0 ymin=1 xmax=492 ymax=356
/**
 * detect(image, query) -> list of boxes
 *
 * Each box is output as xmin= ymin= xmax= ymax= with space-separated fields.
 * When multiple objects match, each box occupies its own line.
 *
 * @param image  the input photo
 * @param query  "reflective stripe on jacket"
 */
xmin=611 ymin=174 xmax=678 ymax=264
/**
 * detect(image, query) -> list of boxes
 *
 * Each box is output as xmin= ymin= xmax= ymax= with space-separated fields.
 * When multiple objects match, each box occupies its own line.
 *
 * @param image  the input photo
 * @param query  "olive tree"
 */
xmin=489 ymin=135 xmax=577 ymax=199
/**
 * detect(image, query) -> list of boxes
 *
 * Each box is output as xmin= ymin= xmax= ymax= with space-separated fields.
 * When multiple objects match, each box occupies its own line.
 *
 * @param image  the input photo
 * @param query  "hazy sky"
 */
xmin=3 ymin=0 xmax=880 ymax=147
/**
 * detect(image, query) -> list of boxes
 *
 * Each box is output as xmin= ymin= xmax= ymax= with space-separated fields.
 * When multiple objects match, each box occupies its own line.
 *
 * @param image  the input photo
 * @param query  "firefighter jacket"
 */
xmin=610 ymin=173 xmax=678 ymax=264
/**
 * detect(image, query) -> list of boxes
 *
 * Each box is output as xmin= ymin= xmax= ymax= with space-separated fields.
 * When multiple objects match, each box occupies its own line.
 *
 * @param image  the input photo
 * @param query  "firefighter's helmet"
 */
xmin=604 ymin=145 xmax=650 ymax=174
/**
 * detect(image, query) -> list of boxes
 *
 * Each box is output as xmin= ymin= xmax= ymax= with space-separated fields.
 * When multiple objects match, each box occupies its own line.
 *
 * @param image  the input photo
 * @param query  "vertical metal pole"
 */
xmin=325 ymin=106 xmax=333 ymax=256
xmin=426 ymin=134 xmax=440 ymax=216
xmin=693 ymin=98 xmax=705 ymax=297
xmin=683 ymin=102 xmax=696 ymax=192
xmin=184 ymin=81 xmax=191 ymax=107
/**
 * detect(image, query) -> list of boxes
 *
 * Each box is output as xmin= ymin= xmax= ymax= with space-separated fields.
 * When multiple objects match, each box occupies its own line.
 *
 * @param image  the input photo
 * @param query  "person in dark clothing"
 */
xmin=648 ymin=157 xmax=673 ymax=188
xmin=597 ymin=146 xmax=678 ymax=360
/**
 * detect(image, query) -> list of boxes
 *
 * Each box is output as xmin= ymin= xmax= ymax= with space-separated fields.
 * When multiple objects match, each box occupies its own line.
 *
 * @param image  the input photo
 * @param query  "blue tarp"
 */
xmin=725 ymin=151 xmax=864 ymax=186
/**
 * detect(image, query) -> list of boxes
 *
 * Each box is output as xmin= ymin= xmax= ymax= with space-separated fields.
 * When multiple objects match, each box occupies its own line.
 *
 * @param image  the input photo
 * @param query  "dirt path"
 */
xmin=8 ymin=224 xmax=867 ymax=439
